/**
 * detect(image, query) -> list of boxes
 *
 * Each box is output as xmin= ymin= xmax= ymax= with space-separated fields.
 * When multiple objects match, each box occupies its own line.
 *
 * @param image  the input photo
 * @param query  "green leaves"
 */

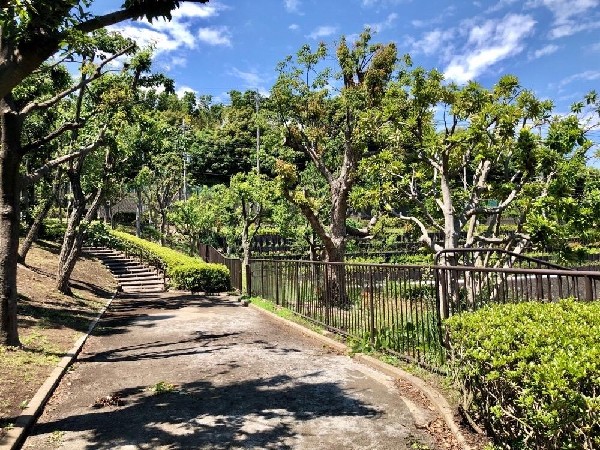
xmin=447 ymin=300 xmax=600 ymax=449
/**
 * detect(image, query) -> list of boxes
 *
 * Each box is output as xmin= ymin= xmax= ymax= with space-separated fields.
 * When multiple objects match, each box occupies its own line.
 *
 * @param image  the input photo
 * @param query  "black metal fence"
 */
xmin=248 ymin=258 xmax=600 ymax=371
xmin=198 ymin=243 xmax=600 ymax=371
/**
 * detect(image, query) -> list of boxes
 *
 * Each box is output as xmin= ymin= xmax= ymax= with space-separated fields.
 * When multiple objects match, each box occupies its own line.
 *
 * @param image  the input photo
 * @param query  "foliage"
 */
xmin=110 ymin=230 xmax=229 ymax=293
xmin=82 ymin=221 xmax=120 ymax=248
xmin=170 ymin=263 xmax=229 ymax=293
xmin=446 ymin=300 xmax=600 ymax=449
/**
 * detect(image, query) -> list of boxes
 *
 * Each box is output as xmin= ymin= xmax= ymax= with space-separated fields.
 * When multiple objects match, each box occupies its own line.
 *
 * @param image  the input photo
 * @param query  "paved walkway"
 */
xmin=23 ymin=292 xmax=439 ymax=450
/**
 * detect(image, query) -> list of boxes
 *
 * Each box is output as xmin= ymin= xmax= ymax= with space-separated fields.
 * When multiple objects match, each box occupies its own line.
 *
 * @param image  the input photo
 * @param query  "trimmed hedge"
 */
xmin=110 ymin=230 xmax=230 ymax=293
xmin=446 ymin=300 xmax=600 ymax=450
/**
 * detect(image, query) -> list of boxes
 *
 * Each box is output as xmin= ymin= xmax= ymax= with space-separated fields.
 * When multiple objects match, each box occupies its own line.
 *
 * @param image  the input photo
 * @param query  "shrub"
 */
xmin=84 ymin=221 xmax=121 ymax=248
xmin=109 ymin=230 xmax=230 ymax=293
xmin=446 ymin=300 xmax=600 ymax=449
xmin=170 ymin=263 xmax=229 ymax=294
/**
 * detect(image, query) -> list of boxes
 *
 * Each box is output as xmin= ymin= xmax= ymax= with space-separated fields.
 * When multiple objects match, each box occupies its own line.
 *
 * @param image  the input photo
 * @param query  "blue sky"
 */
xmin=98 ymin=0 xmax=600 ymax=118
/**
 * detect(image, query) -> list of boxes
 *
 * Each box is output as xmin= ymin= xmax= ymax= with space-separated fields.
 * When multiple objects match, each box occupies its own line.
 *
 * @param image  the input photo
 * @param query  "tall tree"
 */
xmin=359 ymin=70 xmax=594 ymax=261
xmin=0 ymin=0 xmax=209 ymax=346
xmin=272 ymin=30 xmax=396 ymax=304
xmin=272 ymin=30 xmax=396 ymax=264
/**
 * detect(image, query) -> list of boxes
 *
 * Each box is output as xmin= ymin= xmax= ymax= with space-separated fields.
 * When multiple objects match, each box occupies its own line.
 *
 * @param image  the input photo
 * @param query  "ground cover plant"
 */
xmin=0 ymin=241 xmax=115 ymax=439
xmin=446 ymin=300 xmax=600 ymax=449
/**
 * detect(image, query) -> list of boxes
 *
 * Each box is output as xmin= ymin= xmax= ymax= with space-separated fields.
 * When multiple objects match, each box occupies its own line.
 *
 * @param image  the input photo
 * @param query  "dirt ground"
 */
xmin=23 ymin=292 xmax=448 ymax=450
xmin=0 ymin=242 xmax=115 ymax=438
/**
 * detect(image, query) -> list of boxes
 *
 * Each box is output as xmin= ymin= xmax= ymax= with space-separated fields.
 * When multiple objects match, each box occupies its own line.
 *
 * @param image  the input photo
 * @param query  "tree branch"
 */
xmin=20 ymin=122 xmax=81 ymax=154
xmin=23 ymin=128 xmax=107 ymax=187
xmin=20 ymin=44 xmax=135 ymax=116
xmin=386 ymin=207 xmax=440 ymax=253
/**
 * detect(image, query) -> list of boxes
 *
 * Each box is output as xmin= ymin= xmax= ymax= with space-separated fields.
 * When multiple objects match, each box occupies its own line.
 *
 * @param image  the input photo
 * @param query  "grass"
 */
xmin=247 ymin=296 xmax=326 ymax=335
xmin=148 ymin=381 xmax=178 ymax=395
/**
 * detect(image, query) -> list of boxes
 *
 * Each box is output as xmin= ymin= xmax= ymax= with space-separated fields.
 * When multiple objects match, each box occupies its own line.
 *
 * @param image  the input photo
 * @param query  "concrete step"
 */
xmin=115 ymin=272 xmax=157 ymax=279
xmin=119 ymin=279 xmax=164 ymax=287
xmin=87 ymin=247 xmax=167 ymax=293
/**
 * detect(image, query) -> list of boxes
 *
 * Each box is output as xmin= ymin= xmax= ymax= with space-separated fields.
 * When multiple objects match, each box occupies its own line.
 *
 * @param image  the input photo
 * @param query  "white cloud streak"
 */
xmin=530 ymin=44 xmax=559 ymax=59
xmin=307 ymin=25 xmax=338 ymax=40
xmin=284 ymin=0 xmax=301 ymax=13
xmin=443 ymin=14 xmax=536 ymax=83
xmin=528 ymin=0 xmax=600 ymax=38
xmin=198 ymin=27 xmax=232 ymax=47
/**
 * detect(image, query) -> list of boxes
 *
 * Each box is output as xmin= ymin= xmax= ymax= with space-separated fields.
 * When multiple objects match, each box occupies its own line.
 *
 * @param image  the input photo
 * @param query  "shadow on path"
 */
xmin=31 ymin=373 xmax=380 ymax=449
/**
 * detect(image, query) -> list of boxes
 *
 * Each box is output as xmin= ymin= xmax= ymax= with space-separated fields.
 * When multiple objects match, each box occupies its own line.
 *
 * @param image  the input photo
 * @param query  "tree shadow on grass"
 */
xmin=31 ymin=373 xmax=381 ymax=449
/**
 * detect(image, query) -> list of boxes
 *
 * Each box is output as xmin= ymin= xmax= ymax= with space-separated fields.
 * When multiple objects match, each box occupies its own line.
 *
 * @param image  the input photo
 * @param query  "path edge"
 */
xmin=0 ymin=291 xmax=119 ymax=450
xmin=247 ymin=300 xmax=472 ymax=450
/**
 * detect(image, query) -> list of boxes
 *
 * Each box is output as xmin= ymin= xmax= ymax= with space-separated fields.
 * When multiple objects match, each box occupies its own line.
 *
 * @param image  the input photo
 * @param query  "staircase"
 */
xmin=85 ymin=247 xmax=166 ymax=294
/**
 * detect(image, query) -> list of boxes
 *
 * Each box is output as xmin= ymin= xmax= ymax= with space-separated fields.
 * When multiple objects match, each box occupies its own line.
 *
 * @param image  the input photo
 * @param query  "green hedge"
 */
xmin=110 ymin=230 xmax=230 ymax=293
xmin=446 ymin=300 xmax=600 ymax=449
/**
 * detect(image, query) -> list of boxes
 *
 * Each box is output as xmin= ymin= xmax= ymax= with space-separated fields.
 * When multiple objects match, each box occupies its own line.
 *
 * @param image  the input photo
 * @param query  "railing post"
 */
xmin=584 ymin=275 xmax=593 ymax=301
xmin=245 ymin=264 xmax=252 ymax=296
xmin=369 ymin=266 xmax=375 ymax=346
xmin=275 ymin=260 xmax=280 ymax=305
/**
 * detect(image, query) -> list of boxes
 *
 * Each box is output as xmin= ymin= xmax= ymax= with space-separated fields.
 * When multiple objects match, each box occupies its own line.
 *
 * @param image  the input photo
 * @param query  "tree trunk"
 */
xmin=0 ymin=103 xmax=23 ymax=346
xmin=56 ymin=165 xmax=87 ymax=294
xmin=56 ymin=188 xmax=103 ymax=294
xmin=18 ymin=179 xmax=59 ymax=263
xmin=159 ymin=210 xmax=167 ymax=246
xmin=135 ymin=188 xmax=142 ymax=237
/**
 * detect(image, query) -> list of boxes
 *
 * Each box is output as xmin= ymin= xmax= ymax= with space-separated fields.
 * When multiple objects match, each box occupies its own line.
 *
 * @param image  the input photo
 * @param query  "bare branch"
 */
xmin=20 ymin=45 xmax=135 ymax=116
xmin=23 ymin=128 xmax=107 ymax=187
xmin=20 ymin=121 xmax=81 ymax=154
xmin=386 ymin=207 xmax=440 ymax=253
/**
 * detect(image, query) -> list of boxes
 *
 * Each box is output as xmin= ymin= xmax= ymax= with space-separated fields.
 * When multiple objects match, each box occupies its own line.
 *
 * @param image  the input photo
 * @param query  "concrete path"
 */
xmin=23 ymin=292 xmax=439 ymax=450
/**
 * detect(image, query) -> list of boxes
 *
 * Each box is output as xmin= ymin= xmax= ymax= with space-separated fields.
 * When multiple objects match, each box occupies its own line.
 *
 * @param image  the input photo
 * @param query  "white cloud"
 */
xmin=289 ymin=23 xmax=299 ymax=30
xmin=361 ymin=0 xmax=411 ymax=7
xmin=559 ymin=70 xmax=600 ymax=87
xmin=529 ymin=44 xmax=559 ymax=59
xmin=198 ymin=27 xmax=232 ymax=47
xmin=443 ymin=14 xmax=536 ymax=83
xmin=172 ymin=2 xmax=222 ymax=19
xmin=228 ymin=68 xmax=271 ymax=95
xmin=367 ymin=12 xmax=398 ymax=33
xmin=307 ymin=25 xmax=339 ymax=40
xmin=284 ymin=0 xmax=301 ymax=13
xmin=229 ymin=67 xmax=263 ymax=87
xmin=176 ymin=85 xmax=198 ymax=98
xmin=108 ymin=1 xmax=225 ymax=57
xmin=409 ymin=29 xmax=455 ymax=57
xmin=527 ymin=0 xmax=600 ymax=38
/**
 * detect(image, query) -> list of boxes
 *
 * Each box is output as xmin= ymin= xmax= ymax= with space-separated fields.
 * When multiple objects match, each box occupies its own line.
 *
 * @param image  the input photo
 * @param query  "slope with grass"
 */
xmin=0 ymin=241 xmax=116 ymax=439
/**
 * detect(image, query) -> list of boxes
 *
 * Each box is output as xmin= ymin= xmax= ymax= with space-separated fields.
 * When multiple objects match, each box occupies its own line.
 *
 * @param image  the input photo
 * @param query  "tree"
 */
xmin=272 ymin=30 xmax=396 ymax=304
xmin=0 ymin=0 xmax=209 ymax=346
xmin=273 ymin=30 xmax=396 ymax=263
xmin=361 ymin=70 xmax=593 ymax=260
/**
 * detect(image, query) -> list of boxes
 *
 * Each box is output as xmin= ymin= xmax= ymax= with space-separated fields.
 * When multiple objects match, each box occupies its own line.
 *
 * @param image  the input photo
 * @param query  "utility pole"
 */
xmin=255 ymin=90 xmax=260 ymax=174
xmin=181 ymin=119 xmax=189 ymax=201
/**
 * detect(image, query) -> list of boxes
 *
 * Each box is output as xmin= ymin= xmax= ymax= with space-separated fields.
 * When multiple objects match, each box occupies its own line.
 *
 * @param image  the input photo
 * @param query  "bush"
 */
xmin=170 ymin=263 xmax=229 ymax=294
xmin=84 ymin=221 xmax=121 ymax=248
xmin=110 ymin=230 xmax=230 ymax=293
xmin=446 ymin=300 xmax=600 ymax=449
xmin=40 ymin=218 xmax=67 ymax=242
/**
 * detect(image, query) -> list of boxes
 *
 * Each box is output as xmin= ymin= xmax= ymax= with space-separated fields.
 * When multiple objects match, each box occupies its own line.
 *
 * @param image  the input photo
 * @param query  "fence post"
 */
xmin=584 ymin=275 xmax=593 ymax=301
xmin=369 ymin=266 xmax=375 ymax=346
xmin=245 ymin=264 xmax=252 ymax=296
xmin=275 ymin=260 xmax=280 ymax=305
